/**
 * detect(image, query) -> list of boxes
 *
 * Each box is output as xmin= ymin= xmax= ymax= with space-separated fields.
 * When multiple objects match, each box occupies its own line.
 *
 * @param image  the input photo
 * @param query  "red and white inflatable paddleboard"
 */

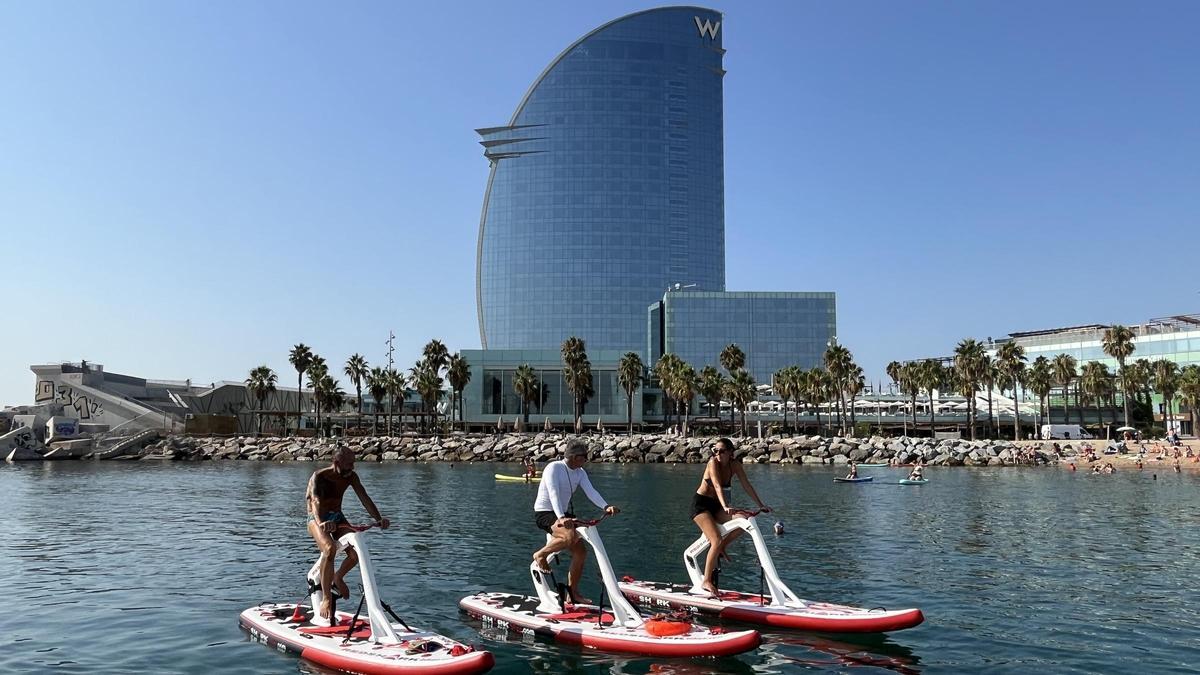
xmin=241 ymin=603 xmax=494 ymax=674
xmin=618 ymin=579 xmax=925 ymax=633
xmin=459 ymin=592 xmax=760 ymax=657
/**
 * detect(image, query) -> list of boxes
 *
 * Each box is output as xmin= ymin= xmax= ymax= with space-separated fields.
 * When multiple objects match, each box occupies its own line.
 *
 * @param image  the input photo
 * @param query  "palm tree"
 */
xmin=886 ymin=361 xmax=902 ymax=394
xmin=317 ymin=375 xmax=345 ymax=434
xmin=344 ymin=354 xmax=369 ymax=431
xmin=981 ymin=355 xmax=998 ymax=439
xmin=422 ymin=339 xmax=450 ymax=376
xmin=1130 ymin=358 xmax=1154 ymax=408
xmin=367 ymin=367 xmax=387 ymax=435
xmin=617 ymin=352 xmax=644 ymax=435
xmin=288 ymin=343 xmax=314 ymax=435
xmin=699 ymin=366 xmax=725 ymax=421
xmin=513 ymin=364 xmax=539 ymax=431
xmin=245 ymin=365 xmax=277 ymax=435
xmin=671 ymin=362 xmax=699 ymax=437
xmin=802 ymin=368 xmax=828 ymax=436
xmin=1178 ymin=366 xmax=1200 ymax=437
xmin=1052 ymin=353 xmax=1078 ymax=426
xmin=726 ymin=368 xmax=756 ymax=437
xmin=1101 ymin=324 xmax=1137 ymax=428
xmin=918 ymin=360 xmax=943 ymax=435
xmin=410 ymin=362 xmax=444 ymax=433
xmin=899 ymin=363 xmax=920 ymax=436
xmin=1081 ymin=362 xmax=1112 ymax=431
xmin=954 ymin=339 xmax=986 ymax=440
xmin=306 ymin=356 xmax=328 ymax=436
xmin=823 ymin=343 xmax=853 ymax=436
xmin=562 ymin=337 xmax=590 ymax=433
xmin=383 ymin=369 xmax=405 ymax=435
xmin=1153 ymin=359 xmax=1180 ymax=433
xmin=654 ymin=353 xmax=682 ymax=431
xmin=996 ymin=341 xmax=1027 ymax=440
xmin=844 ymin=365 xmax=865 ymax=436
xmin=719 ymin=344 xmax=745 ymax=426
xmin=774 ymin=369 xmax=790 ymax=435
xmin=446 ymin=353 xmax=471 ymax=429
xmin=1027 ymin=356 xmax=1053 ymax=430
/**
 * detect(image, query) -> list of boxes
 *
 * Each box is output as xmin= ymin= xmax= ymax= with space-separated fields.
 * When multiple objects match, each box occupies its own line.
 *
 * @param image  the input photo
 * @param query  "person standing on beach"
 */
xmin=532 ymin=440 xmax=619 ymax=604
xmin=690 ymin=438 xmax=771 ymax=598
xmin=306 ymin=446 xmax=390 ymax=620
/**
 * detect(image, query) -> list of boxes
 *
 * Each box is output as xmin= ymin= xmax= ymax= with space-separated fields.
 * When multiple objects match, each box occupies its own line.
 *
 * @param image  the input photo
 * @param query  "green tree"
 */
xmin=367 ymin=366 xmax=387 ymax=435
xmin=1101 ymin=324 xmax=1136 ymax=428
xmin=803 ymin=367 xmax=830 ymax=436
xmin=383 ymin=369 xmax=406 ymax=435
xmin=981 ymin=355 xmax=998 ymax=439
xmin=617 ymin=352 xmax=644 ymax=435
xmin=422 ymin=339 xmax=450 ymax=376
xmin=844 ymin=364 xmax=865 ymax=435
xmin=918 ymin=360 xmax=944 ymax=435
xmin=823 ymin=343 xmax=853 ymax=436
xmin=719 ymin=343 xmax=745 ymax=427
xmin=306 ymin=356 xmax=328 ymax=436
xmin=725 ymin=368 xmax=756 ymax=437
xmin=654 ymin=353 xmax=682 ymax=431
xmin=410 ymin=362 xmax=444 ymax=433
xmin=1026 ymin=356 xmax=1053 ymax=430
xmin=671 ymin=362 xmax=699 ymax=437
xmin=996 ymin=341 xmax=1027 ymax=440
xmin=1081 ymin=361 xmax=1112 ymax=430
xmin=699 ymin=366 xmax=726 ymax=421
xmin=288 ymin=343 xmax=314 ymax=435
xmin=344 ymin=353 xmax=369 ymax=430
xmin=1153 ymin=359 xmax=1180 ymax=433
xmin=562 ymin=337 xmax=592 ymax=434
xmin=953 ymin=339 xmax=986 ymax=440
xmin=513 ymin=364 xmax=539 ymax=430
xmin=1052 ymin=353 xmax=1078 ymax=426
xmin=245 ymin=365 xmax=277 ymax=435
xmin=1178 ymin=365 xmax=1200 ymax=437
xmin=446 ymin=353 xmax=471 ymax=429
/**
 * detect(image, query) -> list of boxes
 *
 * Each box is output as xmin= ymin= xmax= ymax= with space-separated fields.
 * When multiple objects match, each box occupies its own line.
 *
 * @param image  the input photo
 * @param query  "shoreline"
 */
xmin=21 ymin=432 xmax=1193 ymax=467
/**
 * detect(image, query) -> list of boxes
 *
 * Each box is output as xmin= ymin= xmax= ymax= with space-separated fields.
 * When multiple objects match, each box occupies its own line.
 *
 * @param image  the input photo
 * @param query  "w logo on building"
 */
xmin=694 ymin=16 xmax=721 ymax=40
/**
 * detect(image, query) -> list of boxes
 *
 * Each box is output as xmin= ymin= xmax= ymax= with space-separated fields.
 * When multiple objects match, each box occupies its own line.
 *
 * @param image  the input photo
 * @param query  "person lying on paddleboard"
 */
xmin=306 ymin=446 xmax=390 ymax=620
xmin=691 ymin=437 xmax=771 ymax=598
xmin=532 ymin=439 xmax=619 ymax=605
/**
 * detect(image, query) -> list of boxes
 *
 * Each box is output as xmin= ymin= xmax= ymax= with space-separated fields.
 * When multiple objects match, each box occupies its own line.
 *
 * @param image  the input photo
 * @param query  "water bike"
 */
xmin=618 ymin=509 xmax=924 ymax=633
xmin=241 ymin=522 xmax=494 ymax=674
xmin=898 ymin=478 xmax=928 ymax=485
xmin=834 ymin=476 xmax=873 ymax=483
xmin=459 ymin=514 xmax=761 ymax=657
xmin=494 ymin=473 xmax=540 ymax=483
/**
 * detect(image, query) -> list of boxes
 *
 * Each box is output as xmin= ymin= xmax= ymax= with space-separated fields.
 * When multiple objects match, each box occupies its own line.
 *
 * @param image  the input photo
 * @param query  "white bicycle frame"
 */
xmin=529 ymin=525 xmax=643 ymax=628
xmin=306 ymin=529 xmax=401 ymax=644
xmin=683 ymin=514 xmax=803 ymax=608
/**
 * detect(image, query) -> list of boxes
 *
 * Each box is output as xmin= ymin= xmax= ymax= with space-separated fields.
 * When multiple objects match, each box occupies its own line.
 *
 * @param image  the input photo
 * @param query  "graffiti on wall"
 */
xmin=37 ymin=382 xmax=106 ymax=420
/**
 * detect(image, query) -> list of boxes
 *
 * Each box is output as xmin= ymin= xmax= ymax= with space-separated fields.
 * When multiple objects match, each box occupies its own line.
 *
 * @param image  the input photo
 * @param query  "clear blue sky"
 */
xmin=2 ymin=1 xmax=1197 ymax=404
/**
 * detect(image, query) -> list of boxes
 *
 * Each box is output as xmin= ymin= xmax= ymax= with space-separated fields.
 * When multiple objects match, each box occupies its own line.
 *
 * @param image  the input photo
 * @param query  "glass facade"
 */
xmin=650 ymin=291 xmax=837 ymax=384
xmin=476 ymin=7 xmax=726 ymax=352
xmin=460 ymin=349 xmax=635 ymax=424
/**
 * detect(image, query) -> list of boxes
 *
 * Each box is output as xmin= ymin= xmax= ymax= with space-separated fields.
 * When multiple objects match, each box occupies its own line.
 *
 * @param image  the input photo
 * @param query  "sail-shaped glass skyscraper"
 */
xmin=476 ymin=6 xmax=727 ymax=351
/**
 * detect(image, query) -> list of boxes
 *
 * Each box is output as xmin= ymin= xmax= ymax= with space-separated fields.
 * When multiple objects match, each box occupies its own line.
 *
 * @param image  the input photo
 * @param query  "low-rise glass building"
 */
xmin=648 ymin=290 xmax=837 ymax=383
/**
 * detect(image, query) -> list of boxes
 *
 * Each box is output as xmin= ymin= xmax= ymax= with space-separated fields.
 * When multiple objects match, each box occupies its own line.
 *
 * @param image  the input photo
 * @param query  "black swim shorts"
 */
xmin=691 ymin=493 xmax=723 ymax=518
xmin=535 ymin=510 xmax=575 ymax=533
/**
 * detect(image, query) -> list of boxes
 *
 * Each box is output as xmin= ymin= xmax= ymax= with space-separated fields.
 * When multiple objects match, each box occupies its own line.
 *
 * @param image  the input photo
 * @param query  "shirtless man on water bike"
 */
xmin=306 ymin=446 xmax=390 ymax=620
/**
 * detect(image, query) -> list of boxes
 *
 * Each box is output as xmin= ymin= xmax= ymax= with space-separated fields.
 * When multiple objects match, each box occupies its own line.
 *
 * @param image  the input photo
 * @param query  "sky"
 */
xmin=2 ymin=1 xmax=1197 ymax=405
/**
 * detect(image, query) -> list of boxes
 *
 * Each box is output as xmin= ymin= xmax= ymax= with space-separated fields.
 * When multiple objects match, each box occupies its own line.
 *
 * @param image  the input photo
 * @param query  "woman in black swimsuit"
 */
xmin=691 ymin=438 xmax=770 ymax=597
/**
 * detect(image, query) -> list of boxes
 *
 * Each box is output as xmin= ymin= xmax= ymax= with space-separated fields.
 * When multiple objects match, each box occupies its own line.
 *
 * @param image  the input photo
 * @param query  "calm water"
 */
xmin=4 ymin=459 xmax=1199 ymax=674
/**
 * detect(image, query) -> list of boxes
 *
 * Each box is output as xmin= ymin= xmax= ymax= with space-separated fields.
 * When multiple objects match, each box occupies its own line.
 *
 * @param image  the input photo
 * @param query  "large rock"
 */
xmin=848 ymin=447 xmax=870 ymax=462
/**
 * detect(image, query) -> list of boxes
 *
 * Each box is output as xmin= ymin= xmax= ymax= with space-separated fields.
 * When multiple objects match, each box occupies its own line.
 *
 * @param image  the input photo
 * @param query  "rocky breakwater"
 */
xmin=134 ymin=433 xmax=1077 ymax=466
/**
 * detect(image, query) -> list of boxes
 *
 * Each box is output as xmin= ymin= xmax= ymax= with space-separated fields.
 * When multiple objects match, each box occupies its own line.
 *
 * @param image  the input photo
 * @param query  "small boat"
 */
xmin=241 ymin=524 xmax=494 ymax=674
xmin=856 ymin=463 xmax=889 ymax=468
xmin=460 ymin=516 xmax=761 ymax=657
xmin=494 ymin=473 xmax=540 ymax=483
xmin=898 ymin=478 xmax=928 ymax=485
xmin=834 ymin=476 xmax=874 ymax=483
xmin=619 ymin=510 xmax=924 ymax=633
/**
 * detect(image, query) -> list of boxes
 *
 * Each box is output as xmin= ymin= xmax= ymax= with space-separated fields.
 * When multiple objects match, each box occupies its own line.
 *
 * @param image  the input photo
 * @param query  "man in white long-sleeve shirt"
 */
xmin=532 ymin=439 xmax=620 ymax=604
